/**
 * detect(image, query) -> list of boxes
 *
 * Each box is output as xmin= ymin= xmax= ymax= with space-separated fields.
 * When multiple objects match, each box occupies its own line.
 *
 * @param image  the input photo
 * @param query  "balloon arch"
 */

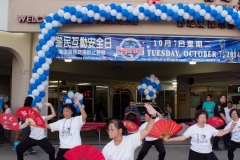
xmin=29 ymin=2 xmax=240 ymax=109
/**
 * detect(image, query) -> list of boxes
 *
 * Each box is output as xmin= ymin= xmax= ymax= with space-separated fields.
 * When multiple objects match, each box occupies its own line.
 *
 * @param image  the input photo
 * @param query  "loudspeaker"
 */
xmin=188 ymin=77 xmax=195 ymax=85
xmin=61 ymin=81 xmax=66 ymax=85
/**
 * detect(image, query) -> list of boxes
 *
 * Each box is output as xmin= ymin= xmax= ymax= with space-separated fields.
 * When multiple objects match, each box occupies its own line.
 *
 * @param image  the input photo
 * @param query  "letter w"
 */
xmin=17 ymin=15 xmax=26 ymax=23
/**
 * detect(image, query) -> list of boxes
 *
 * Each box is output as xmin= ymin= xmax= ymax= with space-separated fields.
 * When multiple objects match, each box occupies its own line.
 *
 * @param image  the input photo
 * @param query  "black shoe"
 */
xmin=213 ymin=147 xmax=222 ymax=151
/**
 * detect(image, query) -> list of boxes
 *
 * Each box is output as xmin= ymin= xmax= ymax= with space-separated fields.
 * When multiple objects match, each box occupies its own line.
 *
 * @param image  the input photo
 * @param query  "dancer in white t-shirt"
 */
xmin=45 ymin=96 xmax=87 ymax=160
xmin=16 ymin=102 xmax=56 ymax=160
xmin=224 ymin=109 xmax=240 ymax=160
xmin=102 ymin=103 xmax=157 ymax=160
xmin=166 ymin=109 xmax=236 ymax=160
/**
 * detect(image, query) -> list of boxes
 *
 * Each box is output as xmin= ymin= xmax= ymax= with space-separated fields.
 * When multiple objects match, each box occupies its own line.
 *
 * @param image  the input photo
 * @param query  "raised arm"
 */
xmin=19 ymin=120 xmax=29 ymax=130
xmin=216 ymin=122 xmax=236 ymax=137
xmin=156 ymin=111 xmax=163 ymax=119
xmin=43 ymin=102 xmax=56 ymax=121
xmin=140 ymin=103 xmax=157 ymax=140
xmin=74 ymin=96 xmax=87 ymax=123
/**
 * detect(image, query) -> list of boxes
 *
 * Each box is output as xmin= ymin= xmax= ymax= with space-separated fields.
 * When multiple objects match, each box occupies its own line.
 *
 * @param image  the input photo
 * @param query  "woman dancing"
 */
xmin=102 ymin=103 xmax=157 ymax=160
xmin=166 ymin=109 xmax=236 ymax=160
xmin=16 ymin=102 xmax=56 ymax=160
xmin=224 ymin=109 xmax=240 ymax=160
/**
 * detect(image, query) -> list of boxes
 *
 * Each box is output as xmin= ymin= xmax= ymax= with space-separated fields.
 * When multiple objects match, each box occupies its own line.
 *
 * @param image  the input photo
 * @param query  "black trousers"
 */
xmin=212 ymin=125 xmax=230 ymax=149
xmin=136 ymin=139 xmax=166 ymax=160
xmin=188 ymin=149 xmax=218 ymax=160
xmin=228 ymin=140 xmax=240 ymax=160
xmin=21 ymin=124 xmax=33 ymax=152
xmin=56 ymin=148 xmax=69 ymax=160
xmin=16 ymin=137 xmax=55 ymax=160
xmin=3 ymin=129 xmax=11 ymax=143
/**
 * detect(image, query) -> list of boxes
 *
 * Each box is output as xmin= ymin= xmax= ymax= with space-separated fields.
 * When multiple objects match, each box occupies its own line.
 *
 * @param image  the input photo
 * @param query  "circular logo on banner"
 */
xmin=116 ymin=38 xmax=143 ymax=61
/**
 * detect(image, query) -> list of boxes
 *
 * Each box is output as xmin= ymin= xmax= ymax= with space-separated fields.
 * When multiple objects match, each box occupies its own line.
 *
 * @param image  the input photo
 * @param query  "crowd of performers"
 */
xmin=1 ymin=94 xmax=240 ymax=160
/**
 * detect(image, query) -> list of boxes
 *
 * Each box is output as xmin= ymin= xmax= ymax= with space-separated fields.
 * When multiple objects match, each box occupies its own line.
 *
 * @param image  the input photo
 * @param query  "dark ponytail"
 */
xmin=108 ymin=119 xmax=128 ymax=136
xmin=24 ymin=96 xmax=33 ymax=107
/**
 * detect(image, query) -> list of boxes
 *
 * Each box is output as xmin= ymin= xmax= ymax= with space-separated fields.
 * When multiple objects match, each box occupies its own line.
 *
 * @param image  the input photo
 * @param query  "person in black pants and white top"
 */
xmin=16 ymin=102 xmax=56 ymax=160
xmin=224 ymin=109 xmax=240 ymax=160
xmin=45 ymin=96 xmax=87 ymax=160
xmin=136 ymin=111 xmax=165 ymax=160
xmin=166 ymin=110 xmax=236 ymax=160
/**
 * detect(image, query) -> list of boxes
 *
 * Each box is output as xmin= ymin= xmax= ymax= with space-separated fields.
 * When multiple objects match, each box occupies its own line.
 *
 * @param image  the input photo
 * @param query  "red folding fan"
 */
xmin=0 ymin=114 xmax=19 ymax=131
xmin=207 ymin=116 xmax=224 ymax=128
xmin=122 ymin=120 xmax=139 ymax=133
xmin=148 ymin=120 xmax=183 ymax=140
xmin=16 ymin=107 xmax=46 ymax=128
xmin=64 ymin=145 xmax=105 ymax=160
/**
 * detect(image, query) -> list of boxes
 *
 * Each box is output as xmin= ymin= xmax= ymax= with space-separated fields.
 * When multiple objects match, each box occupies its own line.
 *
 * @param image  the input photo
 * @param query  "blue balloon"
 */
xmin=53 ymin=13 xmax=60 ymax=20
xmin=155 ymin=16 xmax=161 ymax=22
xmin=133 ymin=16 xmax=138 ymax=22
xmin=148 ymin=91 xmax=154 ymax=97
xmin=146 ymin=80 xmax=151 ymax=86
xmin=69 ymin=7 xmax=76 ymax=14
xmin=222 ymin=6 xmax=227 ymax=11
xmin=177 ymin=3 xmax=183 ymax=9
xmin=199 ymin=3 xmax=205 ymax=9
xmin=139 ymin=88 xmax=144 ymax=94
xmin=39 ymin=39 xmax=46 ymax=45
xmin=235 ymin=19 xmax=240 ymax=26
xmin=219 ymin=18 xmax=225 ymax=24
xmin=199 ymin=17 xmax=204 ymax=22
xmin=172 ymin=13 xmax=179 ymax=20
xmin=53 ymin=27 xmax=59 ymax=32
xmin=63 ymin=96 xmax=68 ymax=103
xmin=155 ymin=84 xmax=162 ymax=91
xmin=66 ymin=20 xmax=72 ymax=24
xmin=80 ymin=100 xmax=84 ymax=104
xmin=30 ymin=83 xmax=37 ymax=90
xmin=76 ymin=11 xmax=83 ymax=18
xmin=116 ymin=6 xmax=122 ymax=12
xmin=89 ymin=18 xmax=95 ymax=23
xmin=45 ymin=16 xmax=53 ymax=23
xmin=63 ymin=6 xmax=70 ymax=12
xmin=39 ymin=91 xmax=45 ymax=97
xmin=215 ymin=14 xmax=222 ymax=21
xmin=227 ymin=8 xmax=233 ymax=15
xmin=99 ymin=10 xmax=106 ymax=16
xmin=127 ymin=13 xmax=134 ymax=21
xmin=150 ymin=13 xmax=155 ymax=20
xmin=93 ymin=6 xmax=99 ymax=12
xmin=87 ymin=4 xmax=93 ymax=10
xmin=44 ymin=70 xmax=50 ymax=76
xmin=151 ymin=82 xmax=157 ymax=88
xmin=35 ymin=96 xmax=42 ymax=102
xmin=75 ymin=105 xmax=80 ymax=113
xmin=144 ymin=9 xmax=151 ymax=16
xmin=82 ymin=14 xmax=89 ymax=22
xmin=106 ymin=13 xmax=112 ymax=20
xmin=166 ymin=9 xmax=173 ymax=16
xmin=189 ymin=9 xmax=196 ymax=16
xmin=122 ymin=9 xmax=129 ymax=17
xmin=210 ymin=10 xmax=217 ymax=17
xmin=127 ymin=4 xmax=131 ymax=6
xmin=45 ymin=51 xmax=52 ymax=58
xmin=155 ymin=4 xmax=161 ymax=9
xmin=110 ymin=3 xmax=116 ymax=9
xmin=49 ymin=46 xmax=56 ymax=52
xmin=28 ymin=90 xmax=32 ymax=95
xmin=205 ymin=6 xmax=211 ymax=13
xmin=183 ymin=6 xmax=189 ymax=12
xmin=40 ymin=22 xmax=46 ymax=29
xmin=32 ymin=68 xmax=37 ymax=73
xmin=35 ymin=79 xmax=41 ymax=85
xmin=177 ymin=17 xmax=184 ymax=22
xmin=141 ymin=77 xmax=147 ymax=83
xmin=31 ymin=101 xmax=37 ymax=107
xmin=161 ymin=5 xmax=167 ymax=13
xmin=39 ymin=57 xmax=46 ymax=64
xmin=111 ymin=17 xmax=117 ymax=22
xmin=58 ymin=107 xmax=63 ymax=113
xmin=139 ymin=7 xmax=144 ymax=13
xmin=232 ymin=12 xmax=239 ymax=20
xmin=194 ymin=13 xmax=200 ymax=20
xmin=49 ymin=29 xmax=56 ymax=36
xmin=34 ymin=62 xmax=41 ymax=69
xmin=237 ymin=25 xmax=240 ymax=30
xmin=60 ymin=17 xmax=66 ymax=24
xmin=36 ymin=45 xmax=42 ymax=51
xmin=40 ymin=74 xmax=47 ymax=81
xmin=44 ymin=34 xmax=51 ymax=41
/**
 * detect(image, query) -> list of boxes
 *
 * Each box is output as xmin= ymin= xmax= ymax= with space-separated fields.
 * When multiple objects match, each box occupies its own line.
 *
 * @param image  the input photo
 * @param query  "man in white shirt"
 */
xmin=136 ymin=111 xmax=165 ymax=160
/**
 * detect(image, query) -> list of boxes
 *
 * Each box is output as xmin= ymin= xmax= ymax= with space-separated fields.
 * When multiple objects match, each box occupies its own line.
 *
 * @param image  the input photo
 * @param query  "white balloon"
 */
xmin=229 ymin=19 xmax=235 ymax=24
xmin=149 ymin=5 xmax=156 ymax=12
xmin=37 ymin=68 xmax=44 ymax=75
xmin=116 ymin=13 xmax=123 ymax=20
xmin=127 ymin=6 xmax=133 ymax=12
xmin=183 ymin=13 xmax=190 ymax=20
xmin=172 ymin=5 xmax=179 ymax=12
xmin=144 ymin=89 xmax=149 ymax=95
xmin=75 ymin=5 xmax=82 ymax=11
xmin=189 ymin=16 xmax=194 ymax=20
xmin=199 ymin=9 xmax=206 ymax=16
xmin=167 ymin=16 xmax=172 ymax=21
xmin=122 ymin=16 xmax=127 ymax=21
xmin=32 ymin=89 xmax=40 ymax=96
xmin=46 ymin=58 xmax=52 ymax=64
xmin=38 ymin=50 xmax=45 ymax=57
xmin=121 ymin=3 xmax=127 ymax=9
xmin=41 ymin=28 xmax=48 ymax=35
xmin=36 ymin=103 xmax=43 ymax=109
xmin=81 ymin=104 xmax=85 ymax=108
xmin=225 ymin=15 xmax=232 ymax=22
xmin=146 ymin=95 xmax=151 ymax=100
xmin=30 ymin=78 xmax=35 ymax=84
xmin=150 ymin=77 xmax=155 ymax=82
xmin=221 ymin=10 xmax=228 ymax=18
xmin=153 ymin=94 xmax=157 ymax=99
xmin=216 ymin=6 xmax=223 ymax=13
xmin=37 ymin=85 xmax=45 ymax=92
xmin=49 ymin=13 xmax=54 ymax=17
xmin=132 ymin=9 xmax=140 ymax=16
xmin=155 ymin=79 xmax=160 ymax=85
xmin=150 ymin=74 xmax=155 ymax=79
xmin=47 ymin=40 xmax=54 ymax=47
xmin=138 ymin=13 xmax=145 ymax=20
xmin=147 ymin=85 xmax=153 ymax=91
xmin=38 ymin=34 xmax=44 ymax=40
xmin=64 ymin=12 xmax=71 ymax=20
xmin=161 ymin=13 xmax=167 ymax=20
xmin=65 ymin=98 xmax=72 ymax=104
xmin=67 ymin=91 xmax=74 ymax=98
xmin=100 ymin=17 xmax=106 ymax=22
xmin=42 ymin=45 xmax=49 ymax=52
xmin=32 ymin=73 xmax=40 ymax=80
xmin=142 ymin=83 xmax=147 ymax=89
xmin=98 ymin=4 xmax=105 ymax=10
xmin=41 ymin=80 xmax=48 ymax=86
xmin=45 ymin=23 xmax=53 ymax=30
xmin=152 ymin=89 xmax=157 ymax=93
xmin=58 ymin=21 xmax=63 ymax=27
xmin=81 ymin=7 xmax=88 ymax=14
xmin=110 ymin=10 xmax=117 ymax=16
xmin=87 ymin=10 xmax=94 ymax=17
xmin=94 ymin=13 xmax=101 ymax=20
xmin=137 ymin=85 xmax=142 ymax=90
xmin=77 ymin=18 xmax=83 ymax=23
xmin=210 ymin=5 xmax=216 ymax=10
xmin=74 ymin=92 xmax=80 ymax=97
xmin=105 ymin=6 xmax=111 ymax=13
xmin=204 ymin=13 xmax=211 ymax=20
xmin=194 ymin=5 xmax=201 ymax=12
xmin=155 ymin=9 xmax=162 ymax=16
xmin=188 ymin=4 xmax=194 ymax=9
xmin=71 ymin=15 xmax=77 ymax=22
xmin=166 ymin=3 xmax=172 ymax=9
xmin=209 ymin=16 xmax=215 ymax=21
xmin=42 ymin=63 xmax=50 ymax=70
xmin=143 ymin=3 xmax=149 ymax=9
xmin=178 ymin=9 xmax=185 ymax=16
xmin=52 ymin=20 xmax=59 ymax=27
xmin=34 ymin=56 xmax=40 ymax=62
xmin=57 ymin=10 xmax=64 ymax=17
xmin=77 ymin=94 xmax=83 ymax=100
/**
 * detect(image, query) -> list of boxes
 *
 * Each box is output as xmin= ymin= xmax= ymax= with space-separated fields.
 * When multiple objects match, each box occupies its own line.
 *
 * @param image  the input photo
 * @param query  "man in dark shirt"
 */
xmin=212 ymin=94 xmax=230 ymax=151
xmin=124 ymin=100 xmax=139 ymax=125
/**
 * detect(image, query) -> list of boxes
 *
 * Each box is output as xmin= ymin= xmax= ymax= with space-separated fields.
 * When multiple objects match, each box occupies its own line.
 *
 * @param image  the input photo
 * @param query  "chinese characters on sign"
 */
xmin=54 ymin=34 xmax=240 ymax=63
